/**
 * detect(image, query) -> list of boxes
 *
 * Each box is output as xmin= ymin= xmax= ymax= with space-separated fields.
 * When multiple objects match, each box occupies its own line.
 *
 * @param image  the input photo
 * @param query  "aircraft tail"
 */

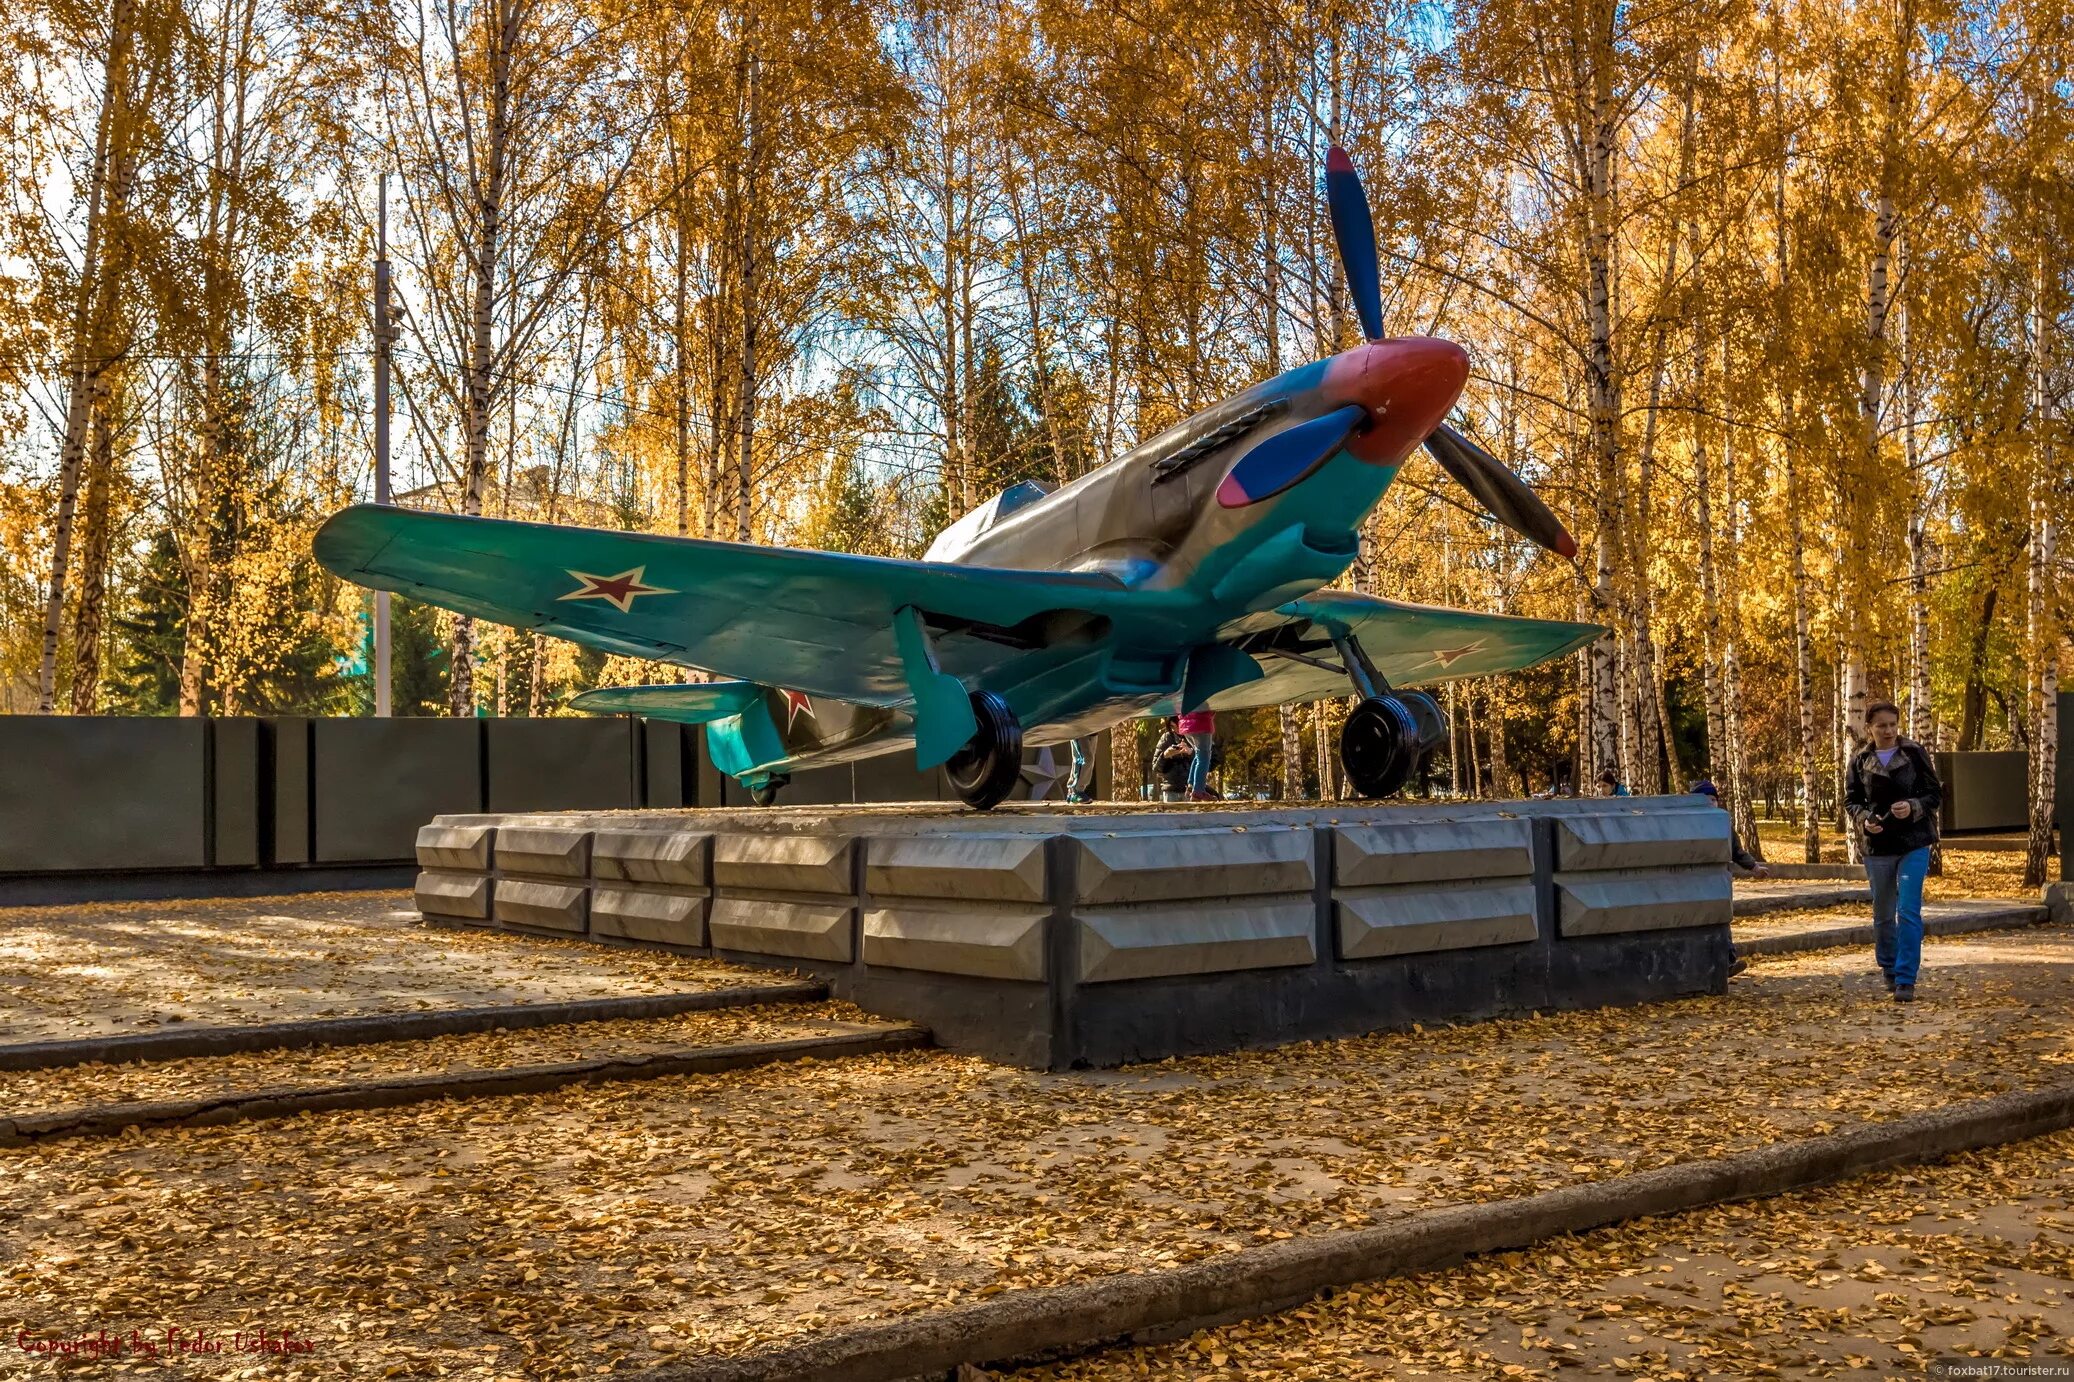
xmin=567 ymin=681 xmax=763 ymax=725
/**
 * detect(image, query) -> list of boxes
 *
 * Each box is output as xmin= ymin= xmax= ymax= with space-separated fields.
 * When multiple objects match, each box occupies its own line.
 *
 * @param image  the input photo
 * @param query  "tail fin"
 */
xmin=567 ymin=681 xmax=762 ymax=725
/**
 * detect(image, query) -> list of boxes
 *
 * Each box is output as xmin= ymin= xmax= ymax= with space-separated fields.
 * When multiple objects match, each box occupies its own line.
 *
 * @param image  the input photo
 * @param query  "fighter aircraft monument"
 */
xmin=317 ymin=148 xmax=1734 ymax=1062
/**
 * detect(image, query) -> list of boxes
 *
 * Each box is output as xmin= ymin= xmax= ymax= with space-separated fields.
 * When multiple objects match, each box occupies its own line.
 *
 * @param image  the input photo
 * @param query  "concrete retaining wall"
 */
xmin=414 ymin=797 xmax=1734 ymax=1069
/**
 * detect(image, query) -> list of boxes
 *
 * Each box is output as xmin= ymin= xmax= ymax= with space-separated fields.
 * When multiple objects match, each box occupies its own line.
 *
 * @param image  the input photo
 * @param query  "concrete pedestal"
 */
xmin=413 ymin=797 xmax=1734 ymax=1069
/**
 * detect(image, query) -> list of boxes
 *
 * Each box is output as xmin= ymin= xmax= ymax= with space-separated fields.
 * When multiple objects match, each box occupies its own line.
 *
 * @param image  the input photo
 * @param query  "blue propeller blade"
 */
xmin=1326 ymin=146 xmax=1384 ymax=343
xmin=1217 ymin=405 xmax=1368 ymax=508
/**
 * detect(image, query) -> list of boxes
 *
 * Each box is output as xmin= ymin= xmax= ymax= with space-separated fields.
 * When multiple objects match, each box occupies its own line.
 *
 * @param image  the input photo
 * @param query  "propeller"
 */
xmin=1325 ymin=146 xmax=1385 ymax=342
xmin=1325 ymin=144 xmax=1579 ymax=560
xmin=1422 ymin=423 xmax=1579 ymax=558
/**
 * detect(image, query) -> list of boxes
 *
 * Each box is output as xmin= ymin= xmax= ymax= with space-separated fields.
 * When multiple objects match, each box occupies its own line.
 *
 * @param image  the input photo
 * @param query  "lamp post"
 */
xmin=373 ymin=175 xmax=393 ymax=716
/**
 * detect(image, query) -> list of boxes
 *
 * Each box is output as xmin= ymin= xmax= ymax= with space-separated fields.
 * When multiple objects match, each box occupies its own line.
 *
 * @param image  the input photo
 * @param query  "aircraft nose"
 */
xmin=1325 ymin=336 xmax=1470 ymax=464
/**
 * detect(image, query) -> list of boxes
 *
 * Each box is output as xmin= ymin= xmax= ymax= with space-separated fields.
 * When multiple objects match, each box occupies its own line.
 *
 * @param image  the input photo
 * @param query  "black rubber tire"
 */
xmin=748 ymin=775 xmax=788 ymax=807
xmin=1340 ymin=695 xmax=1418 ymax=798
xmin=944 ymin=691 xmax=1024 ymax=810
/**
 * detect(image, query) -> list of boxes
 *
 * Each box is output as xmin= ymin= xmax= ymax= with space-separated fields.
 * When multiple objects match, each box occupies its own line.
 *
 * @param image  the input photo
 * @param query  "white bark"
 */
xmin=38 ymin=0 xmax=136 ymax=713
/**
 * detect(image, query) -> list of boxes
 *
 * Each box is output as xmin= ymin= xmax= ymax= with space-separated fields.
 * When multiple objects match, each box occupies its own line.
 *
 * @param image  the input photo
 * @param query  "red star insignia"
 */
xmin=1426 ymin=640 xmax=1485 ymax=669
xmin=557 ymin=566 xmax=674 ymax=614
xmin=779 ymin=689 xmax=815 ymax=730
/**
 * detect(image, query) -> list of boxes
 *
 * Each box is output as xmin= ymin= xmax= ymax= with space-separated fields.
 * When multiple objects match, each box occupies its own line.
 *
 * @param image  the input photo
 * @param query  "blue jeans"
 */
xmin=1865 ymin=846 xmax=1931 ymax=987
xmin=1067 ymin=738 xmax=1093 ymax=799
xmin=1186 ymin=733 xmax=1213 ymax=794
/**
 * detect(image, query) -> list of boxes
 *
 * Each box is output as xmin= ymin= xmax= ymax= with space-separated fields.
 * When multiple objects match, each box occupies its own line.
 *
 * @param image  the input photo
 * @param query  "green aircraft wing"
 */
xmin=1199 ymin=591 xmax=1602 ymax=711
xmin=313 ymin=504 xmax=1129 ymax=705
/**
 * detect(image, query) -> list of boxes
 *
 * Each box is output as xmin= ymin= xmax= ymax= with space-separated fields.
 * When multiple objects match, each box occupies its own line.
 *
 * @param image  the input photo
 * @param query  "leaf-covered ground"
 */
xmin=0 ymin=893 xmax=794 ymax=1043
xmin=1016 ymin=1126 xmax=2074 ymax=1380
xmin=0 ymin=1001 xmax=897 ymax=1118
xmin=5 ymin=927 xmax=2071 ymax=1377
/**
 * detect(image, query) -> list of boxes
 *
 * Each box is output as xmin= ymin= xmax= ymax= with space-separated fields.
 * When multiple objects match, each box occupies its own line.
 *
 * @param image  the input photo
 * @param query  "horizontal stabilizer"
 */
xmin=567 ymin=681 xmax=762 ymax=724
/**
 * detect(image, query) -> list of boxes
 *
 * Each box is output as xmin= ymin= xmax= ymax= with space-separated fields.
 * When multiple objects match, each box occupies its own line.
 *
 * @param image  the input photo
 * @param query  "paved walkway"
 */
xmin=1014 ymin=1126 xmax=2074 ymax=1379
xmin=5 ymin=926 xmax=2072 ymax=1377
xmin=0 ymin=892 xmax=790 ymax=1045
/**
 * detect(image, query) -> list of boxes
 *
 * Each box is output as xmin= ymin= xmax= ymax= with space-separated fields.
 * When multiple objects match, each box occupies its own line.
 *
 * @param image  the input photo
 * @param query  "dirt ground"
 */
xmin=4 ymin=926 xmax=2071 ymax=1378
xmin=0 ymin=892 xmax=794 ymax=1044
xmin=1018 ymin=1126 xmax=2074 ymax=1380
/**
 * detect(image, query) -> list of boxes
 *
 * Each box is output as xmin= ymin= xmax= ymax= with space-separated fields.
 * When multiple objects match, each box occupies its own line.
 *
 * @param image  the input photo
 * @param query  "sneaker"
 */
xmin=1894 ymin=985 xmax=1915 ymax=1003
xmin=1727 ymin=957 xmax=1749 ymax=978
xmin=1189 ymin=790 xmax=1217 ymax=802
xmin=1883 ymin=972 xmax=1896 ymax=992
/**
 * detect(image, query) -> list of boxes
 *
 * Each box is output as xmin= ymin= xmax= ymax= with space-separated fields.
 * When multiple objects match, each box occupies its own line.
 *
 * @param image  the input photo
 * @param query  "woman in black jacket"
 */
xmin=1843 ymin=700 xmax=1943 ymax=1003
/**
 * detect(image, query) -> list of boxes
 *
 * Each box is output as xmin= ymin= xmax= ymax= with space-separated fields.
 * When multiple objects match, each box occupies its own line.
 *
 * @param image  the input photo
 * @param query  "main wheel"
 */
xmin=748 ymin=774 xmax=789 ymax=807
xmin=1340 ymin=695 xmax=1420 ymax=798
xmin=944 ymin=690 xmax=1024 ymax=810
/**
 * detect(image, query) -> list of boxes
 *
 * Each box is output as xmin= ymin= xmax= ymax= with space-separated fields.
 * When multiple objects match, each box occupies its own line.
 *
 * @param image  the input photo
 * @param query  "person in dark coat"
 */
xmin=1844 ymin=700 xmax=1943 ymax=1003
xmin=1689 ymin=780 xmax=1770 ymax=879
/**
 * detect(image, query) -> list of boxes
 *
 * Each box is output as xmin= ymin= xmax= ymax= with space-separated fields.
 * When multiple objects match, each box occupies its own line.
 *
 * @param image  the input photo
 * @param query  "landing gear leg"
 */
xmin=944 ymin=691 xmax=1024 ymax=810
xmin=1331 ymin=635 xmax=1446 ymax=799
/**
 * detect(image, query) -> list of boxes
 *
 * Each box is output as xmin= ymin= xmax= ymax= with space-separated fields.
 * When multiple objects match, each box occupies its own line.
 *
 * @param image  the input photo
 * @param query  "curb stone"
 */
xmin=1732 ymin=886 xmax=1868 ymax=917
xmin=0 ymin=1026 xmax=928 ymax=1146
xmin=0 ymin=982 xmax=826 ymax=1072
xmin=630 ymin=1082 xmax=2074 ymax=1382
xmin=1736 ymin=904 xmax=2049 ymax=958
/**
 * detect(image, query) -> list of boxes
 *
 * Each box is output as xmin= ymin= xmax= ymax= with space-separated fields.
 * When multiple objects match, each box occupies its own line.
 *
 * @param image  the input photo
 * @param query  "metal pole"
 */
xmin=373 ymin=175 xmax=393 ymax=717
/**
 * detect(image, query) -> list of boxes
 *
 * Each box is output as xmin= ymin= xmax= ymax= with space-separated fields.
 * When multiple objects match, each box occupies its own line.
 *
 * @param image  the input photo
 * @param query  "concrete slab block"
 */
xmin=1074 ymin=829 xmax=1313 ymax=905
xmin=1334 ymin=818 xmax=1534 ymax=888
xmin=1077 ymin=901 xmax=1315 ymax=983
xmin=865 ymin=835 xmax=1048 ymax=903
xmin=1559 ymin=868 xmax=1733 ymax=937
xmin=495 ymin=826 xmax=590 ymax=879
xmin=862 ymin=904 xmax=1048 ymax=981
xmin=591 ymin=886 xmax=707 ymax=947
xmin=1337 ymin=882 xmax=1539 ymax=959
xmin=709 ymin=897 xmax=854 ymax=962
xmin=593 ymin=829 xmax=709 ymax=886
xmin=1556 ymin=811 xmax=1730 ymax=872
xmin=414 ymin=869 xmax=490 ymax=921
xmin=416 ymin=823 xmax=493 ymax=872
xmin=712 ymin=833 xmax=853 ymax=895
xmin=494 ymin=879 xmax=588 ymax=933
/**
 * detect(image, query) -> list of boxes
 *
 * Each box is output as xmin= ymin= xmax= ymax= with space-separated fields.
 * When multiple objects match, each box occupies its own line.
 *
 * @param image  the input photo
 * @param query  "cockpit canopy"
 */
xmin=923 ymin=479 xmax=1055 ymax=562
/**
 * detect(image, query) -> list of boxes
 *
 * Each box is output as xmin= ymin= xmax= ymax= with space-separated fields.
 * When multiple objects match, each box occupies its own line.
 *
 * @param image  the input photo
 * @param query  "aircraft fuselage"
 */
xmin=725 ymin=338 xmax=1472 ymax=787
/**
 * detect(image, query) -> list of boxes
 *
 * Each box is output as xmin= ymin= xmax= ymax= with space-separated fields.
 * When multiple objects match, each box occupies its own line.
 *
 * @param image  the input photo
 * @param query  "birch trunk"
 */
xmin=1903 ymin=279 xmax=1936 ymax=747
xmin=70 ymin=385 xmax=115 ymax=715
xmin=1488 ymin=693 xmax=1511 ymax=797
xmin=2024 ymin=474 xmax=2057 ymax=887
xmin=1315 ymin=701 xmax=1337 ymax=800
xmin=1770 ymin=49 xmax=1822 ymax=861
xmin=449 ymin=0 xmax=521 ymax=717
xmin=1581 ymin=0 xmax=1626 ymax=778
xmin=1279 ymin=706 xmax=1304 ymax=800
xmin=2025 ymin=256 xmax=2059 ymax=888
xmin=38 ymin=0 xmax=136 ymax=713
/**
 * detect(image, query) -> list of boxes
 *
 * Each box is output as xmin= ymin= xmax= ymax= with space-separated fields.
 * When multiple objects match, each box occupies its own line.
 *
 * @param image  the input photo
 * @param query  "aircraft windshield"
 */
xmin=924 ymin=479 xmax=1055 ymax=562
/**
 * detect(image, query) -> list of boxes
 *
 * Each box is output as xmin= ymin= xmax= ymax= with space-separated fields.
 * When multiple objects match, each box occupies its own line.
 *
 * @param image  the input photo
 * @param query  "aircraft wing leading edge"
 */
xmin=312 ymin=504 xmax=1131 ymax=706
